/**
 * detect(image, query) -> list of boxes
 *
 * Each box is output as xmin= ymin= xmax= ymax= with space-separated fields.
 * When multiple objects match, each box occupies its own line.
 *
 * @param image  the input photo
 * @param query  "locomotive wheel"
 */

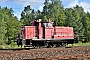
xmin=36 ymin=46 xmax=41 ymax=48
xmin=35 ymin=44 xmax=42 ymax=48
xmin=52 ymin=44 xmax=57 ymax=48
xmin=53 ymin=44 xmax=59 ymax=47
xmin=61 ymin=43 xmax=67 ymax=47
xmin=45 ymin=42 xmax=52 ymax=48
xmin=32 ymin=43 xmax=41 ymax=48
xmin=45 ymin=43 xmax=49 ymax=48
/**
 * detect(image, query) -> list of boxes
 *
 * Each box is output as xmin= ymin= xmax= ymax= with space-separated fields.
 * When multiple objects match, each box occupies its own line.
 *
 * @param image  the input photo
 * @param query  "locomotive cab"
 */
xmin=31 ymin=19 xmax=53 ymax=39
xmin=31 ymin=19 xmax=53 ymax=27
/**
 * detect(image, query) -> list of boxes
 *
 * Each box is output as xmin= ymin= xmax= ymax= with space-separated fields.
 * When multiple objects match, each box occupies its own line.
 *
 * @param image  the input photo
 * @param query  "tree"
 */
xmin=0 ymin=7 xmax=21 ymax=44
xmin=0 ymin=10 xmax=7 ymax=44
xmin=21 ymin=5 xmax=35 ymax=25
xmin=43 ymin=0 xmax=66 ymax=26
xmin=86 ymin=12 xmax=90 ymax=37
xmin=64 ymin=5 xmax=87 ymax=41
xmin=83 ymin=12 xmax=90 ymax=41
xmin=43 ymin=0 xmax=50 ymax=16
xmin=35 ymin=10 xmax=43 ymax=20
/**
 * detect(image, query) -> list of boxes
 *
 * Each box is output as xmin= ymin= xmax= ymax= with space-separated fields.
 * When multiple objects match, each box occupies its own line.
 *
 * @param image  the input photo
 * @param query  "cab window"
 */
xmin=45 ymin=22 xmax=52 ymax=27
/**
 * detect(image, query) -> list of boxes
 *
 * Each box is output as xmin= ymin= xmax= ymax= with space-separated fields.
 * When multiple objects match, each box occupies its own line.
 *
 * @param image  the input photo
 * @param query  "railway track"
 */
xmin=0 ymin=46 xmax=89 ymax=51
xmin=0 ymin=46 xmax=90 ymax=60
xmin=0 ymin=47 xmax=35 ymax=52
xmin=26 ymin=54 xmax=90 ymax=60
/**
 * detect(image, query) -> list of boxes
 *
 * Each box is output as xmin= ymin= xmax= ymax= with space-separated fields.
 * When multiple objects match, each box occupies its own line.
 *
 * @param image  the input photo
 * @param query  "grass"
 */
xmin=0 ymin=41 xmax=24 ymax=49
xmin=0 ymin=44 xmax=22 ymax=49
xmin=67 ymin=42 xmax=90 ymax=47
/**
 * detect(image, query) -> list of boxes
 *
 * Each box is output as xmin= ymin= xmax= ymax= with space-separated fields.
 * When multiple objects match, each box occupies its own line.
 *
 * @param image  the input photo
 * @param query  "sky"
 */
xmin=0 ymin=0 xmax=90 ymax=20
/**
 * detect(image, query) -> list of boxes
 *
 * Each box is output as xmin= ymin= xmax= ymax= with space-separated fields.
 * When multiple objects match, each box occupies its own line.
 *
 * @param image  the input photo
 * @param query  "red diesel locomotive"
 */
xmin=17 ymin=19 xmax=78 ymax=47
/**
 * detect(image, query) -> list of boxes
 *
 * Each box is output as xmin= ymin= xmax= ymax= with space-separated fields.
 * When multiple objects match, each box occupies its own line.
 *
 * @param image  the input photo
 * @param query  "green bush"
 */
xmin=10 ymin=40 xmax=17 ymax=48
xmin=0 ymin=40 xmax=6 ymax=45
xmin=0 ymin=46 xmax=3 ymax=49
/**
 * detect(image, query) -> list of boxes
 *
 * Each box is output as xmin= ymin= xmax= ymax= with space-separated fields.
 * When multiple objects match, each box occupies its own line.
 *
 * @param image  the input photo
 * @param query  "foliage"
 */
xmin=21 ymin=5 xmax=35 ymax=26
xmin=0 ymin=6 xmax=21 ymax=45
xmin=0 ymin=46 xmax=3 ymax=49
xmin=64 ymin=5 xmax=88 ymax=41
xmin=10 ymin=40 xmax=17 ymax=48
xmin=43 ymin=0 xmax=66 ymax=26
xmin=67 ymin=42 xmax=90 ymax=46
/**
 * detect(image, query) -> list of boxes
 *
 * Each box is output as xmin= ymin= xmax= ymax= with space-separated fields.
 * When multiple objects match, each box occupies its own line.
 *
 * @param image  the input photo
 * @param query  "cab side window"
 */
xmin=46 ymin=22 xmax=52 ymax=27
xmin=46 ymin=23 xmax=49 ymax=27
xmin=42 ymin=22 xmax=53 ymax=27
